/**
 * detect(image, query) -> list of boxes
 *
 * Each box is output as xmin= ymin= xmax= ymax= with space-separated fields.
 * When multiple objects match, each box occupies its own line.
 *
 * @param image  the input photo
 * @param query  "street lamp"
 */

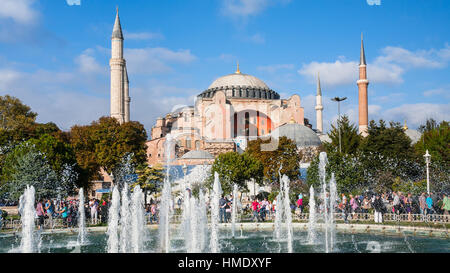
xmin=424 ymin=150 xmax=431 ymax=195
xmin=331 ymin=97 xmax=347 ymax=153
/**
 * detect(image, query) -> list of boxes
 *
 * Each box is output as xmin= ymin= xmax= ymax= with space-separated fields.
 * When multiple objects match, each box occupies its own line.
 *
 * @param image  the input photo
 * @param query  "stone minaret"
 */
xmin=357 ymin=34 xmax=369 ymax=137
xmin=110 ymin=8 xmax=128 ymax=124
xmin=123 ymin=67 xmax=130 ymax=123
xmin=315 ymin=72 xmax=323 ymax=133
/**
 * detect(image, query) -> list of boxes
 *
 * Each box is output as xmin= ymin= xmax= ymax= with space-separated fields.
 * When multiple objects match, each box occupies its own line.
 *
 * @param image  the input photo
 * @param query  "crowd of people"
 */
xmin=31 ymin=197 xmax=110 ymax=229
xmin=1 ymin=190 xmax=449 ymax=231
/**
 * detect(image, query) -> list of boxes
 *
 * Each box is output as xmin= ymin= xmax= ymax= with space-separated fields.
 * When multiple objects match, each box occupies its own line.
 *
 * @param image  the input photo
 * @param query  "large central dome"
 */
xmin=198 ymin=69 xmax=280 ymax=100
xmin=208 ymin=73 xmax=269 ymax=90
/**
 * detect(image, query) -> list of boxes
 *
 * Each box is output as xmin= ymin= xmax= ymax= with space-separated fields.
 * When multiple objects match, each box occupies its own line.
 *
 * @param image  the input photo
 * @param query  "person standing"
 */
xmin=36 ymin=199 xmax=45 ymax=230
xmin=373 ymin=195 xmax=384 ymax=223
xmin=405 ymin=193 xmax=413 ymax=221
xmin=297 ymin=193 xmax=303 ymax=214
xmin=441 ymin=194 xmax=450 ymax=221
xmin=419 ymin=192 xmax=427 ymax=220
xmin=426 ymin=194 xmax=433 ymax=216
xmin=219 ymin=195 xmax=227 ymax=223
xmin=89 ymin=198 xmax=98 ymax=225
xmin=251 ymin=198 xmax=260 ymax=222
xmin=45 ymin=199 xmax=54 ymax=228
xmin=392 ymin=192 xmax=401 ymax=221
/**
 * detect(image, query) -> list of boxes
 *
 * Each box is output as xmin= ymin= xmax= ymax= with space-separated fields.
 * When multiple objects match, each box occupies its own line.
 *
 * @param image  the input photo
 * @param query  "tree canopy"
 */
xmin=207 ymin=151 xmax=264 ymax=195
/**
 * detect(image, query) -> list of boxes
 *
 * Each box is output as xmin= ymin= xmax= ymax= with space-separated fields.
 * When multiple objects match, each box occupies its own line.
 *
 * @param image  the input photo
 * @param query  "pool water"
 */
xmin=1 ymin=229 xmax=448 ymax=253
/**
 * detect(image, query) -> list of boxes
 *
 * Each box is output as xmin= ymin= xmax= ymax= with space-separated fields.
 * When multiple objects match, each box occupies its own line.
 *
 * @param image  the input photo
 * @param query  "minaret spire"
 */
xmin=315 ymin=71 xmax=324 ymax=133
xmin=112 ymin=7 xmax=123 ymax=40
xmin=360 ymin=33 xmax=366 ymax=65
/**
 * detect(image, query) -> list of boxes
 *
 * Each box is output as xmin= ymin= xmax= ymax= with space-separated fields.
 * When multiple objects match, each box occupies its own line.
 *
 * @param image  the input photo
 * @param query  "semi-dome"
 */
xmin=270 ymin=123 xmax=322 ymax=148
xmin=405 ymin=129 xmax=421 ymax=145
xmin=181 ymin=150 xmax=214 ymax=159
xmin=198 ymin=69 xmax=280 ymax=100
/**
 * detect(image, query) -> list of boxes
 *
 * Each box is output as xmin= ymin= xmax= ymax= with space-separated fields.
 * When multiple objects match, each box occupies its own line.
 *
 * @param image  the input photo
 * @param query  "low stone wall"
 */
xmin=0 ymin=206 xmax=18 ymax=215
xmin=1 ymin=221 xmax=448 ymax=240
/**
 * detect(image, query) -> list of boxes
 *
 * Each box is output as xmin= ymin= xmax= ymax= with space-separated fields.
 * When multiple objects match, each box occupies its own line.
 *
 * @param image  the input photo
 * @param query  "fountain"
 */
xmin=231 ymin=184 xmax=238 ymax=238
xmin=282 ymin=175 xmax=293 ymax=253
xmin=329 ymin=173 xmax=337 ymax=251
xmin=131 ymin=185 xmax=145 ymax=253
xmin=273 ymin=193 xmax=283 ymax=241
xmin=318 ymin=152 xmax=337 ymax=252
xmin=158 ymin=134 xmax=175 ymax=253
xmin=198 ymin=189 xmax=208 ymax=252
xmin=210 ymin=172 xmax=222 ymax=253
xmin=20 ymin=185 xmax=38 ymax=253
xmin=77 ymin=188 xmax=87 ymax=245
xmin=107 ymin=186 xmax=121 ymax=253
xmin=307 ymin=185 xmax=317 ymax=244
xmin=120 ymin=183 xmax=131 ymax=253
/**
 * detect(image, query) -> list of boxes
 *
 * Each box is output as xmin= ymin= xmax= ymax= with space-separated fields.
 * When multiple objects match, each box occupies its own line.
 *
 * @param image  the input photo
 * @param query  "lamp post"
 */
xmin=331 ymin=97 xmax=347 ymax=153
xmin=424 ymin=150 xmax=431 ymax=195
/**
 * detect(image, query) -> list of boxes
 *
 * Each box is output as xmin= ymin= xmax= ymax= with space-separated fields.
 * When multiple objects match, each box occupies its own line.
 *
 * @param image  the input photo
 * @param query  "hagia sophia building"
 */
xmin=108 ymin=10 xmax=376 ymax=168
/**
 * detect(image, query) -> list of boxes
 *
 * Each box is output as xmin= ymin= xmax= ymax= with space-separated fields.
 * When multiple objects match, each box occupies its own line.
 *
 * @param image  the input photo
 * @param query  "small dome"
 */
xmin=270 ymin=123 xmax=322 ymax=148
xmin=208 ymin=73 xmax=269 ymax=90
xmin=181 ymin=150 xmax=214 ymax=159
xmin=405 ymin=129 xmax=421 ymax=145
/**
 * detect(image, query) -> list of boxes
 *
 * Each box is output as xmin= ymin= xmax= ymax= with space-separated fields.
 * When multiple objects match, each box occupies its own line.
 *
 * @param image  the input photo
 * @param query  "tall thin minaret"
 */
xmin=315 ymin=72 xmax=324 ymax=133
xmin=124 ymin=67 xmax=130 ymax=122
xmin=110 ymin=8 xmax=126 ymax=124
xmin=357 ymin=33 xmax=369 ymax=137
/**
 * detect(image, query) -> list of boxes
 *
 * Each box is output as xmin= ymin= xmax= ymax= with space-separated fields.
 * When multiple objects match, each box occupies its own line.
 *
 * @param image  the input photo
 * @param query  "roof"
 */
xmin=270 ymin=123 xmax=322 ymax=148
xmin=208 ymin=73 xmax=269 ymax=90
xmin=198 ymin=71 xmax=280 ymax=100
xmin=181 ymin=150 xmax=214 ymax=159
xmin=405 ymin=129 xmax=421 ymax=145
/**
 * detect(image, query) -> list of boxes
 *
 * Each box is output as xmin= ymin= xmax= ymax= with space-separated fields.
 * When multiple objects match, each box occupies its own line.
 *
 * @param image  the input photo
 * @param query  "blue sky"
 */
xmin=0 ymin=0 xmax=449 ymax=136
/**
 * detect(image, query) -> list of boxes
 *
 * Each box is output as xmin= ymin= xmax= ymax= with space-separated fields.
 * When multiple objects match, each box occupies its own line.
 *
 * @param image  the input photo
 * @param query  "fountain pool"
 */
xmin=1 ymin=228 xmax=448 ymax=253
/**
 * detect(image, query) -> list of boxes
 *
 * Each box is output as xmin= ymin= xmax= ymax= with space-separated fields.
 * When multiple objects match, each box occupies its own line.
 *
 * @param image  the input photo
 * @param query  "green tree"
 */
xmin=246 ymin=136 xmax=301 ymax=189
xmin=324 ymin=115 xmax=361 ymax=155
xmin=133 ymin=163 xmax=165 ymax=204
xmin=207 ymin=151 xmax=263 ymax=195
xmin=1 ymin=143 xmax=59 ymax=200
xmin=415 ymin=119 xmax=449 ymax=164
xmin=0 ymin=95 xmax=37 ymax=131
xmin=360 ymin=120 xmax=414 ymax=160
xmin=69 ymin=117 xmax=148 ymax=185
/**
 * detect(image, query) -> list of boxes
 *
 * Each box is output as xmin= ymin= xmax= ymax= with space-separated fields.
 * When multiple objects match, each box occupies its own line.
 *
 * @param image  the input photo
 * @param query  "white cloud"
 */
xmin=423 ymin=87 xmax=450 ymax=99
xmin=377 ymin=46 xmax=444 ymax=69
xmin=0 ymin=0 xmax=38 ymax=25
xmin=125 ymin=47 xmax=196 ymax=75
xmin=298 ymin=60 xmax=358 ymax=86
xmin=66 ymin=0 xmax=81 ymax=6
xmin=298 ymin=44 xmax=450 ymax=87
xmin=75 ymin=49 xmax=106 ymax=75
xmin=380 ymin=103 xmax=450 ymax=128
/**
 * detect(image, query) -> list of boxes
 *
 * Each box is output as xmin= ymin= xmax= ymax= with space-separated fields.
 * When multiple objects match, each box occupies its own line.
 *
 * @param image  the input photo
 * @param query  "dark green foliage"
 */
xmin=325 ymin=115 xmax=361 ymax=155
xmin=207 ymin=151 xmax=264 ymax=195
xmin=246 ymin=136 xmax=301 ymax=190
